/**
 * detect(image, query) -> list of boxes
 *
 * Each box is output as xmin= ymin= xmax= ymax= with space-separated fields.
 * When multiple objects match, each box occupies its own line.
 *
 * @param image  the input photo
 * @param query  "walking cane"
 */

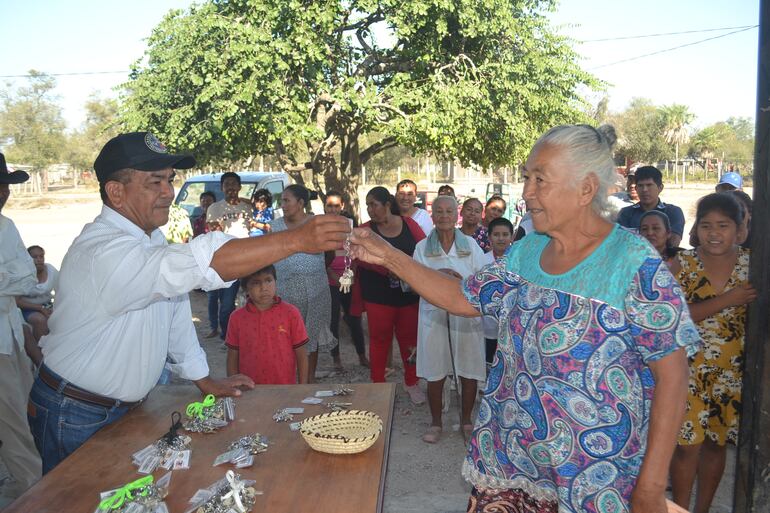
xmin=445 ymin=310 xmax=466 ymax=444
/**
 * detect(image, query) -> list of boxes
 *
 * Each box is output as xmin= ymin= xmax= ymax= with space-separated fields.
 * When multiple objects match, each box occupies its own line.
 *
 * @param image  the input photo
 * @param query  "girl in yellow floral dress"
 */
xmin=669 ymin=192 xmax=756 ymax=513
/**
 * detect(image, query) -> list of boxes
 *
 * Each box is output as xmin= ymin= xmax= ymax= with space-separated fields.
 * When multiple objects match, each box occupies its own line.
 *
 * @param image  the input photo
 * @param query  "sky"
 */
xmin=0 ymin=0 xmax=761 ymax=131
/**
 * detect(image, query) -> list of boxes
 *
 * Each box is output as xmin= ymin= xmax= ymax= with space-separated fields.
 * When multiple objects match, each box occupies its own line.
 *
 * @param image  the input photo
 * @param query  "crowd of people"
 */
xmin=0 ymin=125 xmax=759 ymax=513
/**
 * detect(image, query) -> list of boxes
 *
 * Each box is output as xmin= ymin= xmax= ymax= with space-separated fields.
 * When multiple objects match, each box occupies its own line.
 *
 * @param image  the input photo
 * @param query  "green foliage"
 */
xmin=609 ymin=98 xmax=671 ymax=164
xmin=64 ymin=94 xmax=121 ymax=172
xmin=120 ymin=0 xmax=597 ymax=206
xmin=0 ymin=70 xmax=66 ymax=169
xmin=689 ymin=118 xmax=754 ymax=166
xmin=661 ymin=103 xmax=694 ymax=148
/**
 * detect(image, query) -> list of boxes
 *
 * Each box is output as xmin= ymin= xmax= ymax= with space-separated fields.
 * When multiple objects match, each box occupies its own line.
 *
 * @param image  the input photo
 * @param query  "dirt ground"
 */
xmin=2 ymin=184 xmax=740 ymax=512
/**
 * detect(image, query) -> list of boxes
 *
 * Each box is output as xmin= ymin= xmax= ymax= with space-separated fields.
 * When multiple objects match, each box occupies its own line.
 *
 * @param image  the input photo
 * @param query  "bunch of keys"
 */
xmin=326 ymin=402 xmax=352 ymax=412
xmin=333 ymin=387 xmax=354 ymax=396
xmin=132 ymin=412 xmax=192 ymax=474
xmin=187 ymin=471 xmax=261 ymax=513
xmin=272 ymin=409 xmax=294 ymax=422
xmin=96 ymin=473 xmax=172 ymax=513
xmin=338 ymin=237 xmax=354 ymax=293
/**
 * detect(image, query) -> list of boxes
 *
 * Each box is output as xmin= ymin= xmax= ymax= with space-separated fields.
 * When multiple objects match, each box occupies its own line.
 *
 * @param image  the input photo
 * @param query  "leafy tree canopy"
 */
xmin=609 ymin=98 xmax=671 ymax=164
xmin=120 ymin=0 xmax=597 ymax=205
xmin=0 ymin=70 xmax=66 ymax=170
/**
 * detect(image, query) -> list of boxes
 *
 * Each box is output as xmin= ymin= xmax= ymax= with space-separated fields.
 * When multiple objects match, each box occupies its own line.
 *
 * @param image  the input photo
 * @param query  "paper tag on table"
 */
xmin=235 ymin=455 xmax=254 ymax=468
xmin=188 ymin=489 xmax=213 ymax=504
xmin=99 ymin=488 xmax=120 ymax=500
xmin=123 ymin=503 xmax=144 ymax=513
xmin=314 ymin=390 xmax=335 ymax=397
xmin=173 ymin=450 xmax=191 ymax=470
xmin=301 ymin=397 xmax=323 ymax=404
xmin=131 ymin=443 xmax=157 ymax=465
xmin=213 ymin=449 xmax=239 ymax=466
xmin=151 ymin=504 xmax=170 ymax=513
xmin=284 ymin=407 xmax=304 ymax=414
xmin=160 ymin=449 xmax=177 ymax=470
xmin=290 ymin=422 xmax=302 ymax=431
xmin=138 ymin=454 xmax=161 ymax=474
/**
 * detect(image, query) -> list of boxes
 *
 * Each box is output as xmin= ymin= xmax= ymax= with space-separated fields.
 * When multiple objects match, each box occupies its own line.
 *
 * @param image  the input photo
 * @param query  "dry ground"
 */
xmin=1 ymin=184 xmax=739 ymax=512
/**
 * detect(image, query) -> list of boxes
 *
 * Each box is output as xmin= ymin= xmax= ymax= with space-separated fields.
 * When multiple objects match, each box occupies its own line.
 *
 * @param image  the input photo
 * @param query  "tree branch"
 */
xmin=360 ymin=136 xmax=398 ymax=164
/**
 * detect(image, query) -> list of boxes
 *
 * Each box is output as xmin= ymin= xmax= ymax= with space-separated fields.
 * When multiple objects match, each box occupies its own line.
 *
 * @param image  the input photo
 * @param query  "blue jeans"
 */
xmin=27 ymin=366 xmax=130 ymax=474
xmin=220 ymin=281 xmax=239 ymax=338
xmin=207 ymin=289 xmax=220 ymax=332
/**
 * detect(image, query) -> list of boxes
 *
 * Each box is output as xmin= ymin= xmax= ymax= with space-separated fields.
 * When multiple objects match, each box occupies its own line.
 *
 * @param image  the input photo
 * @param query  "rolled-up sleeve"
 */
xmin=189 ymin=231 xmax=235 ymax=291
xmin=166 ymin=295 xmax=210 ymax=381
xmin=95 ymin=231 xmax=235 ymax=316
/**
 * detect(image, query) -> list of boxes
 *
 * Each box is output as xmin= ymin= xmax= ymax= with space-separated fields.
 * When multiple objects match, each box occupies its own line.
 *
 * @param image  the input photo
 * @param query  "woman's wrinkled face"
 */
xmin=366 ymin=196 xmax=389 ymax=224
xmin=431 ymin=198 xmax=458 ymax=232
xmin=460 ymin=200 xmax=483 ymax=227
xmin=640 ymin=215 xmax=670 ymax=254
xmin=522 ymin=143 xmax=584 ymax=234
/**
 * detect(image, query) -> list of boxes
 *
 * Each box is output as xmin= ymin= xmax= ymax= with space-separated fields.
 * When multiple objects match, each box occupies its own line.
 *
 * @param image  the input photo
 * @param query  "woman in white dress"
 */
xmin=413 ymin=195 xmax=487 ymax=443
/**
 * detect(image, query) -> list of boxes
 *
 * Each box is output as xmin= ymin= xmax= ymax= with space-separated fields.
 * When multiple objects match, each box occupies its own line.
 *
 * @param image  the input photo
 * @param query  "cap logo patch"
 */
xmin=145 ymin=133 xmax=168 ymax=154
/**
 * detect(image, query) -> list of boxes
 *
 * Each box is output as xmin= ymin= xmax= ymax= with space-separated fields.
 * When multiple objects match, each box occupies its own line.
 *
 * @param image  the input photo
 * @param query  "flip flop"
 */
xmin=422 ymin=426 xmax=442 ymax=444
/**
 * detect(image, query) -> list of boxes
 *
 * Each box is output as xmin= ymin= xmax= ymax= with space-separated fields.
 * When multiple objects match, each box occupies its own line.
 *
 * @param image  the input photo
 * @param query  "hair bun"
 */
xmin=597 ymin=124 xmax=617 ymax=149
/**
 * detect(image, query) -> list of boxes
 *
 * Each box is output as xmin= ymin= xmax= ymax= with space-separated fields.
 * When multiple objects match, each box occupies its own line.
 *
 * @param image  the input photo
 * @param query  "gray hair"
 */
xmin=432 ymin=194 xmax=458 ymax=211
xmin=534 ymin=124 xmax=618 ymax=220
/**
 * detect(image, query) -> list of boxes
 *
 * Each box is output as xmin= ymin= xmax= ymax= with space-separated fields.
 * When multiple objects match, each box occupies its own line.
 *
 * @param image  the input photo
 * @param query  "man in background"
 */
xmin=395 ymin=179 xmax=433 ymax=236
xmin=0 ymin=153 xmax=41 ymax=499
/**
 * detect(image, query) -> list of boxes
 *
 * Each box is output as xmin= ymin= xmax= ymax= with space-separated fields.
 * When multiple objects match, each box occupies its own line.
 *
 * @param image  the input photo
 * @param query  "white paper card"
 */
xmin=284 ymin=407 xmax=304 ymax=414
xmin=314 ymin=390 xmax=334 ymax=397
xmin=301 ymin=397 xmax=323 ymax=404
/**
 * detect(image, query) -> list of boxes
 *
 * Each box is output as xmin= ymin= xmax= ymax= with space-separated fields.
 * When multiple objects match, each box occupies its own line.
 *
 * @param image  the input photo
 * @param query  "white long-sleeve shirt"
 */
xmin=0 ymin=214 xmax=37 ymax=354
xmin=41 ymin=206 xmax=234 ymax=402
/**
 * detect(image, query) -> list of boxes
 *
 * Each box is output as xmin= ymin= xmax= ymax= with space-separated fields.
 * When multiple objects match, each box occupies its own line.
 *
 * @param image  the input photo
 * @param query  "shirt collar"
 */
xmin=633 ymin=199 xmax=666 ymax=210
xmin=99 ymin=205 xmax=165 ymax=244
xmin=245 ymin=296 xmax=281 ymax=313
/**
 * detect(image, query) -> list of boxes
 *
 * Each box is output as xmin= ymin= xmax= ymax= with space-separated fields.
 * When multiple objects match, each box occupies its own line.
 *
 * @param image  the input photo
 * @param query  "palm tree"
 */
xmin=662 ymin=104 xmax=694 ymax=187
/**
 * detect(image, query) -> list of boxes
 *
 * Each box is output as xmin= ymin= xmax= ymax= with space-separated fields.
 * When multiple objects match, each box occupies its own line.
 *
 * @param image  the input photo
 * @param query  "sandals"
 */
xmin=422 ymin=425 xmax=442 ymax=444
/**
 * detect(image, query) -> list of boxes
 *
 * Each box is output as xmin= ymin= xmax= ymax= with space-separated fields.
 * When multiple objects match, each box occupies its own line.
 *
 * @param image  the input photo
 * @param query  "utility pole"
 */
xmin=734 ymin=0 xmax=770 ymax=510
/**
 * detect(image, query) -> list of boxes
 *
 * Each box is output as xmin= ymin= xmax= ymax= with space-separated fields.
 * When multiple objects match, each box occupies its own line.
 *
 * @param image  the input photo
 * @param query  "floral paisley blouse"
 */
xmin=461 ymin=225 xmax=700 ymax=512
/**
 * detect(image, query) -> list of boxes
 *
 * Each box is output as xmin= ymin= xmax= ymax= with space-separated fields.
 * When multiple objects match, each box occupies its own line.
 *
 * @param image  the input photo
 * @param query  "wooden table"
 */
xmin=6 ymin=383 xmax=395 ymax=513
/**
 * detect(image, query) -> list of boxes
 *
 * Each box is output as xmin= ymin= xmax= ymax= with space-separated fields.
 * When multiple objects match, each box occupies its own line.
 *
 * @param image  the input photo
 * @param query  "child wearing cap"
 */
xmin=225 ymin=266 xmax=309 ymax=384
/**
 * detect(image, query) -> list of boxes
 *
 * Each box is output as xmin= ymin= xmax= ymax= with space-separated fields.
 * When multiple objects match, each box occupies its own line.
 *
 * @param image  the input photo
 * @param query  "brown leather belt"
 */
xmin=39 ymin=366 xmax=141 ymax=409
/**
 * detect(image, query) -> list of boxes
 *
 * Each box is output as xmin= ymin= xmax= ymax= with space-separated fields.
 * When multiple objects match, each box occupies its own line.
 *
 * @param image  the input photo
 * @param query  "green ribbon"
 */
xmin=186 ymin=394 xmax=216 ymax=419
xmin=98 ymin=475 xmax=153 ymax=510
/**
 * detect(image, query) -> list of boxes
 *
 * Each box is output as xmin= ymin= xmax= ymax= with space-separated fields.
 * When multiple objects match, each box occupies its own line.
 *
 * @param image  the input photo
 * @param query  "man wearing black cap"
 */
xmin=27 ymin=132 xmax=351 ymax=473
xmin=0 ymin=153 xmax=42 ymax=498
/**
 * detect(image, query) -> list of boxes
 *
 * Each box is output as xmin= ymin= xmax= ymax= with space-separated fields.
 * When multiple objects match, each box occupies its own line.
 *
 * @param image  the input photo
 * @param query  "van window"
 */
xmin=176 ymin=182 xmax=208 ymax=218
xmin=264 ymin=180 xmax=285 ymax=209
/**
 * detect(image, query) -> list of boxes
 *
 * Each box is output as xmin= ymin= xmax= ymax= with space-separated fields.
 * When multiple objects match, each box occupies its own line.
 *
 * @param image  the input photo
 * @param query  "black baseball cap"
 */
xmin=94 ymin=132 xmax=196 ymax=182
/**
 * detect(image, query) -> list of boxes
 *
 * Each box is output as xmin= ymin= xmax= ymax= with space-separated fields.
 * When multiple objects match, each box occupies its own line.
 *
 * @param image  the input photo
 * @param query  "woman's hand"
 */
xmin=349 ymin=227 xmax=395 ymax=266
xmin=726 ymin=283 xmax=757 ymax=307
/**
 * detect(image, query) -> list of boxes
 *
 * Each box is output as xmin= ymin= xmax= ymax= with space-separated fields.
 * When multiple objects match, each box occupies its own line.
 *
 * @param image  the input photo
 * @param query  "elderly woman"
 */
xmin=351 ymin=124 xmax=700 ymax=513
xmin=272 ymin=184 xmax=336 ymax=383
xmin=413 ymin=195 xmax=487 ymax=443
xmin=639 ymin=210 xmax=681 ymax=266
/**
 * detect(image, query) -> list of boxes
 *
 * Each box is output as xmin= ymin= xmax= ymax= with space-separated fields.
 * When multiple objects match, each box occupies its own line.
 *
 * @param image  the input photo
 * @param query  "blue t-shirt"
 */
xmin=617 ymin=201 xmax=685 ymax=236
xmin=249 ymin=206 xmax=274 ymax=237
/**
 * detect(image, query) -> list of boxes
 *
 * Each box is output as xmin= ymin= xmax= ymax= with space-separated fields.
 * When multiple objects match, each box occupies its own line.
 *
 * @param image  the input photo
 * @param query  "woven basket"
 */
xmin=299 ymin=410 xmax=383 ymax=454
